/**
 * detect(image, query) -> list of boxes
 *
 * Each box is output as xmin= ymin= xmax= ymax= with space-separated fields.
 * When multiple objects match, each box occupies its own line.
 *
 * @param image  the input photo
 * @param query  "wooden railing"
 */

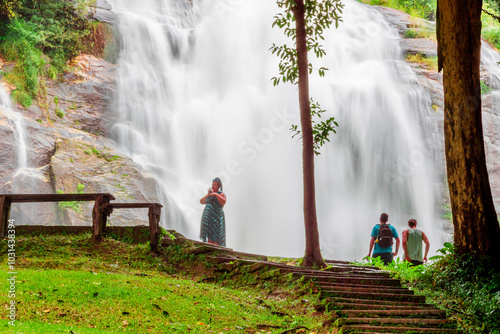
xmin=0 ymin=193 xmax=163 ymax=253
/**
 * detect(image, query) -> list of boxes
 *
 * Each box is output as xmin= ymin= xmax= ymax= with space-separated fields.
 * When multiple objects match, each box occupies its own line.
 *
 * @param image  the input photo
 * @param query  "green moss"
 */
xmin=55 ymin=108 xmax=65 ymax=118
xmin=481 ymin=80 xmax=492 ymax=94
xmin=57 ymin=183 xmax=85 ymax=212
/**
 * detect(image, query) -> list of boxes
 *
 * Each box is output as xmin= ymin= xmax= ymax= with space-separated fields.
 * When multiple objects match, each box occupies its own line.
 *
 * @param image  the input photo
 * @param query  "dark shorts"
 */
xmin=411 ymin=260 xmax=424 ymax=266
xmin=372 ymin=252 xmax=393 ymax=265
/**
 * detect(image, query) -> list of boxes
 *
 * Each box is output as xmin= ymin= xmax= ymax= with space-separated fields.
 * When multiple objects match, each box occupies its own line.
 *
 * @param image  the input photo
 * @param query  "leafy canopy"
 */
xmin=270 ymin=0 xmax=344 ymax=155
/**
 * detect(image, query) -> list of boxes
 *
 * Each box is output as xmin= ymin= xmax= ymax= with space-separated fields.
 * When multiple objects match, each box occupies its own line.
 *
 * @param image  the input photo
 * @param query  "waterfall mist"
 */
xmin=109 ymin=0 xmax=446 ymax=261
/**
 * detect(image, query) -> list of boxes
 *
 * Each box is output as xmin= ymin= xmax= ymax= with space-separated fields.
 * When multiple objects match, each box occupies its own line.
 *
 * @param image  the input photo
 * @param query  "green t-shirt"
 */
xmin=405 ymin=228 xmax=423 ymax=262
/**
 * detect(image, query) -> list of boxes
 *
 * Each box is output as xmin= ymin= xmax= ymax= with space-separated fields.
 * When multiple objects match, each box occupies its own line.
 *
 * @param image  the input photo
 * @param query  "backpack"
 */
xmin=377 ymin=223 xmax=393 ymax=248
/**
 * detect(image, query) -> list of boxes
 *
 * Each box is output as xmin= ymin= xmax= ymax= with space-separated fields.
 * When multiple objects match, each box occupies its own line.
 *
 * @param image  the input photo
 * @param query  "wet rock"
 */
xmin=5 ymin=166 xmax=60 ymax=226
xmin=49 ymin=136 xmax=162 ymax=226
xmin=482 ymin=96 xmax=500 ymax=210
xmin=0 ymin=117 xmax=17 ymax=189
xmin=374 ymin=3 xmax=500 ymax=215
xmin=401 ymin=38 xmax=438 ymax=58
xmin=374 ymin=6 xmax=435 ymax=36
xmin=89 ymin=0 xmax=116 ymax=24
xmin=53 ymin=55 xmax=117 ymax=136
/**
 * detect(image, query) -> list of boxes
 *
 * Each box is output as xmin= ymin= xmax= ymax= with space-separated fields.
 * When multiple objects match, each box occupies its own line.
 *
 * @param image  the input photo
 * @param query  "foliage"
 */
xmin=56 ymin=183 xmax=85 ymax=212
xmin=291 ymin=98 xmax=339 ymax=155
xmin=358 ymin=242 xmax=500 ymax=333
xmin=0 ymin=234 xmax=328 ymax=333
xmin=270 ymin=0 xmax=343 ymax=155
xmin=0 ymin=0 xmax=91 ymax=106
xmin=360 ymin=0 xmax=436 ymax=20
xmin=481 ymin=80 xmax=492 ymax=94
xmin=363 ymin=0 xmax=500 ymax=49
xmin=405 ymin=53 xmax=438 ymax=71
xmin=422 ymin=243 xmax=500 ymax=333
xmin=1 ymin=19 xmax=45 ymax=106
xmin=270 ymin=0 xmax=343 ymax=85
xmin=482 ymin=7 xmax=500 ymax=51
xmin=403 ymin=27 xmax=436 ymax=40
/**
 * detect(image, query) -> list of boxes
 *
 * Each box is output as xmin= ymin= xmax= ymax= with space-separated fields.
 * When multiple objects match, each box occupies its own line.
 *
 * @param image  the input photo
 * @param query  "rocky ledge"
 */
xmin=375 ymin=5 xmax=500 ymax=212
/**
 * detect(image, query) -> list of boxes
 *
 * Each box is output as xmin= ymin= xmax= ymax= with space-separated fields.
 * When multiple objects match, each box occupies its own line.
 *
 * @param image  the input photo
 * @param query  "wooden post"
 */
xmin=0 ymin=196 xmax=12 ymax=239
xmin=148 ymin=204 xmax=162 ymax=253
xmin=92 ymin=194 xmax=113 ymax=243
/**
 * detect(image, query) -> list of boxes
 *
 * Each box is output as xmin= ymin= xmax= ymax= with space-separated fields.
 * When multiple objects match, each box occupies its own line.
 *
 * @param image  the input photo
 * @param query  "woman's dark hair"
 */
xmin=213 ymin=177 xmax=223 ymax=192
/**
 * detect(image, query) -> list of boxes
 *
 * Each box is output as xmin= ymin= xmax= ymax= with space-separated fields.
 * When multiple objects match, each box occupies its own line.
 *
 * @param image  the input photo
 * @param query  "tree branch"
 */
xmin=483 ymin=8 xmax=500 ymax=24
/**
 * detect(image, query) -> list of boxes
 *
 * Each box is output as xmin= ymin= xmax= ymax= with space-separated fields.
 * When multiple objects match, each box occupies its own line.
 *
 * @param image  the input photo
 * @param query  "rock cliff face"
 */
xmin=0 ymin=39 xmax=162 ymax=226
xmin=375 ymin=5 xmax=500 ymax=212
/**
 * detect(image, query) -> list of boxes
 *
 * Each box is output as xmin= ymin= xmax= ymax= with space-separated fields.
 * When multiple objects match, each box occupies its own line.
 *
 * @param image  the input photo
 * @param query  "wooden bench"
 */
xmin=0 ymin=193 xmax=115 ymax=243
xmin=108 ymin=203 xmax=163 ymax=253
xmin=0 ymin=193 xmax=164 ymax=253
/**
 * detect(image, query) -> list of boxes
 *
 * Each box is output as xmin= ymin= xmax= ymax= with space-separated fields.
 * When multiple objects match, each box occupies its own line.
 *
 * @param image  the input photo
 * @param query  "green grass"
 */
xmin=359 ymin=0 xmax=436 ymax=20
xmin=405 ymin=53 xmax=438 ymax=71
xmin=0 ymin=234 xmax=327 ymax=333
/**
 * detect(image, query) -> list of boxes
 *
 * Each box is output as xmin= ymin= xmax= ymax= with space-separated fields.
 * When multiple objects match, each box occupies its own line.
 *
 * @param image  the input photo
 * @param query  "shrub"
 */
xmin=0 ymin=0 xmax=91 ymax=106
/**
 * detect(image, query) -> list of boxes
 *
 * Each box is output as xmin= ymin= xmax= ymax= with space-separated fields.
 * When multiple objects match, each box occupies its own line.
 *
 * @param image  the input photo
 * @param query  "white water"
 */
xmin=109 ymin=0 xmax=444 ymax=261
xmin=0 ymin=85 xmax=28 ymax=169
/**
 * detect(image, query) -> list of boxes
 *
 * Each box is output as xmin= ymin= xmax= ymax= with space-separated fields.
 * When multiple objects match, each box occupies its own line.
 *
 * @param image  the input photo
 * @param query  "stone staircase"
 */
xmin=287 ymin=263 xmax=461 ymax=333
xmin=163 ymin=236 xmax=462 ymax=333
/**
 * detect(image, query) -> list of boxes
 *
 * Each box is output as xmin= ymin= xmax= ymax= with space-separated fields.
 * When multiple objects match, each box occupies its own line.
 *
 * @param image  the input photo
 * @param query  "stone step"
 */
xmin=335 ymin=317 xmax=456 ymax=328
xmin=318 ymin=283 xmax=414 ymax=295
xmin=317 ymin=282 xmax=408 ymax=291
xmin=282 ymin=266 xmax=392 ymax=278
xmin=338 ymin=325 xmax=462 ymax=333
xmin=297 ymin=273 xmax=402 ymax=287
xmin=326 ymin=297 xmax=431 ymax=307
xmin=328 ymin=301 xmax=436 ymax=311
xmin=339 ymin=308 xmax=446 ymax=318
xmin=320 ymin=290 xmax=426 ymax=303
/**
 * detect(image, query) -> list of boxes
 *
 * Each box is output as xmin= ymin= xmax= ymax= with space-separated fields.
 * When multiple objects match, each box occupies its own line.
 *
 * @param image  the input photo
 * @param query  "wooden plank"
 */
xmin=92 ymin=194 xmax=113 ymax=243
xmin=0 ymin=196 xmax=12 ymax=239
xmin=148 ymin=204 xmax=162 ymax=253
xmin=0 ymin=193 xmax=115 ymax=203
xmin=110 ymin=203 xmax=163 ymax=209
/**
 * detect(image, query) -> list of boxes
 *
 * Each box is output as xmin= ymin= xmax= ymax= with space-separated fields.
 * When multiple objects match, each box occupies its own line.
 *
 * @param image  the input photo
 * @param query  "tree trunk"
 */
xmin=437 ymin=0 xmax=500 ymax=269
xmin=293 ymin=0 xmax=326 ymax=268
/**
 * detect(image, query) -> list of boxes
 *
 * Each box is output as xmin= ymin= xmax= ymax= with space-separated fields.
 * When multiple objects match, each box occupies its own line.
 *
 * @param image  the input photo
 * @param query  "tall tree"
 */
xmin=271 ymin=0 xmax=343 ymax=267
xmin=437 ymin=0 xmax=500 ymax=270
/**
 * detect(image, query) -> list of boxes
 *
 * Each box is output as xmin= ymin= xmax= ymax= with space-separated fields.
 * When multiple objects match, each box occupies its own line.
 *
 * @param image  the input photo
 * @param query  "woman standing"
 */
xmin=200 ymin=177 xmax=226 ymax=246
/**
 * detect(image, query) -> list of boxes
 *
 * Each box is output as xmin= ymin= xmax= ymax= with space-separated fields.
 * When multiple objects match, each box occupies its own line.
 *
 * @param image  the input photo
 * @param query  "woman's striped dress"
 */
xmin=200 ymin=194 xmax=226 ymax=246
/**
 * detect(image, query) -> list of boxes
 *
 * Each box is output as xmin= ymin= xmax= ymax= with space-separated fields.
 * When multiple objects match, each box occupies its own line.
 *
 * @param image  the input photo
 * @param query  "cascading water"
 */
xmin=0 ymin=85 xmax=28 ymax=169
xmin=109 ymin=0 xmax=446 ymax=260
xmin=0 ymin=83 xmax=42 ymax=225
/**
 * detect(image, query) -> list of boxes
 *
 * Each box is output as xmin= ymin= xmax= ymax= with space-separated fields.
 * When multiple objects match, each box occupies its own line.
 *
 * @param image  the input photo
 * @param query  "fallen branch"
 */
xmin=280 ymin=326 xmax=309 ymax=334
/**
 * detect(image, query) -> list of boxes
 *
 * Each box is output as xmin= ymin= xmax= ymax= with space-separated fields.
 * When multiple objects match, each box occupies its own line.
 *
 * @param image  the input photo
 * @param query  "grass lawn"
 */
xmin=0 ymin=234 xmax=327 ymax=333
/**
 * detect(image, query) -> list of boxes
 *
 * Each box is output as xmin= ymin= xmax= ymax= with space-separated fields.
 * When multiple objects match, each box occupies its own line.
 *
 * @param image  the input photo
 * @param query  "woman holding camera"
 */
xmin=200 ymin=177 xmax=226 ymax=246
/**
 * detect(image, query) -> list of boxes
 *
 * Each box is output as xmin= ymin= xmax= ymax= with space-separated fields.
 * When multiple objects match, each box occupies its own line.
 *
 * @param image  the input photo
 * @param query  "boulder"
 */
xmin=88 ymin=0 xmax=116 ymax=24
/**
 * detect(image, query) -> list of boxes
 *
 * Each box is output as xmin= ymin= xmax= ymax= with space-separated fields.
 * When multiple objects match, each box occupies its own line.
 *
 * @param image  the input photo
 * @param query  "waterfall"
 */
xmin=0 ymin=85 xmax=28 ymax=170
xmin=109 ymin=0 xmax=445 ymax=260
